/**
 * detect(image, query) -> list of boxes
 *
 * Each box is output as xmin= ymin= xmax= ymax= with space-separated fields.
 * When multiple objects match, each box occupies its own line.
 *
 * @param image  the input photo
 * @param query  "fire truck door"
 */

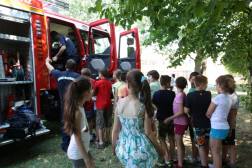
xmin=87 ymin=19 xmax=116 ymax=79
xmin=117 ymin=28 xmax=141 ymax=72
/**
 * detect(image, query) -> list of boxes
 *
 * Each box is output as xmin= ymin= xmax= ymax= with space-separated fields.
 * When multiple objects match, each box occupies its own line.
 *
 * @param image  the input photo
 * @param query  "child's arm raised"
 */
xmin=74 ymin=110 xmax=96 ymax=168
xmin=206 ymin=102 xmax=217 ymax=119
xmin=112 ymin=105 xmax=120 ymax=155
xmin=164 ymin=103 xmax=184 ymax=124
xmin=144 ymin=110 xmax=165 ymax=157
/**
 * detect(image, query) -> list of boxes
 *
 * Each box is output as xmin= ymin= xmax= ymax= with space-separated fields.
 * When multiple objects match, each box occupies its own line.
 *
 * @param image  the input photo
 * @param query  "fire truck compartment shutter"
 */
xmin=90 ymin=59 xmax=105 ymax=70
xmin=0 ymin=6 xmax=30 ymax=23
xmin=120 ymin=62 xmax=131 ymax=71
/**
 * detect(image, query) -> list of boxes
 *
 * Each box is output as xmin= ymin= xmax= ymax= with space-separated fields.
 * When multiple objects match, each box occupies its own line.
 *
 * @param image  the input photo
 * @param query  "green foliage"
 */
xmin=59 ymin=0 xmax=100 ymax=23
xmin=89 ymin=0 xmax=252 ymax=113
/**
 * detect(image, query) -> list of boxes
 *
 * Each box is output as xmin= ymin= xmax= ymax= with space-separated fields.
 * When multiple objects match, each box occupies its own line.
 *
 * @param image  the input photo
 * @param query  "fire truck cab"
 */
xmin=0 ymin=0 xmax=141 ymax=146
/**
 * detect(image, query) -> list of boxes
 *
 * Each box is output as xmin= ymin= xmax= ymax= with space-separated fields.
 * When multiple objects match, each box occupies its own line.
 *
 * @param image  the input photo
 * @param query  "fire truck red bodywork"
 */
xmin=0 ymin=0 xmax=141 ymax=119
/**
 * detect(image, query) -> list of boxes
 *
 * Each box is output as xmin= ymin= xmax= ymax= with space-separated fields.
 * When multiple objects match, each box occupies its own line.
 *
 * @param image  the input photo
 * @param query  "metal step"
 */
xmin=0 ymin=128 xmax=50 ymax=146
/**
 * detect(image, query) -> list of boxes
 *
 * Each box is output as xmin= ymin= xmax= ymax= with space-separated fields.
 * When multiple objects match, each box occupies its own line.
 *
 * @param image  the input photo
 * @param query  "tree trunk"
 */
xmin=194 ymin=52 xmax=207 ymax=75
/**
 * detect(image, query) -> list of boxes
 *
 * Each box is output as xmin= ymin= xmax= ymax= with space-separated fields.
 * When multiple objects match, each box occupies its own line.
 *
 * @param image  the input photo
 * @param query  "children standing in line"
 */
xmin=81 ymin=68 xmax=96 ymax=142
xmin=92 ymin=68 xmax=112 ymax=149
xmin=221 ymin=75 xmax=240 ymax=168
xmin=164 ymin=77 xmax=188 ymax=168
xmin=187 ymin=71 xmax=200 ymax=164
xmin=206 ymin=75 xmax=235 ymax=168
xmin=113 ymin=69 xmax=123 ymax=113
xmin=147 ymin=70 xmax=161 ymax=137
xmin=118 ymin=72 xmax=128 ymax=99
xmin=184 ymin=75 xmax=211 ymax=168
xmin=112 ymin=69 xmax=165 ymax=168
xmin=63 ymin=77 xmax=96 ymax=168
xmin=152 ymin=75 xmax=176 ymax=167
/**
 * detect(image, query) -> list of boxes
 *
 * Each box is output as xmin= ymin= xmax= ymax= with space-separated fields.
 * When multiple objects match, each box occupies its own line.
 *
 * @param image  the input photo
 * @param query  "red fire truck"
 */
xmin=0 ymin=0 xmax=141 ymax=145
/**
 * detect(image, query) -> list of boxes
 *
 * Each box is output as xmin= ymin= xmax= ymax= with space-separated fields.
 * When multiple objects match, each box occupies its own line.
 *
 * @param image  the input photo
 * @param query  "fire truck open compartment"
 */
xmin=0 ymin=6 xmax=50 ymax=146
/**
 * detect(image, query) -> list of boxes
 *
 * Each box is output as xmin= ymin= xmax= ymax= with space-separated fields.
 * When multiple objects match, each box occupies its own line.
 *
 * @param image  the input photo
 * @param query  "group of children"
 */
xmin=62 ymin=67 xmax=239 ymax=168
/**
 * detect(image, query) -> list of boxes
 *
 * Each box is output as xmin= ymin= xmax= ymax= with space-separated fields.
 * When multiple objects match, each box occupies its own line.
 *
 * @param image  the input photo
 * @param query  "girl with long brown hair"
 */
xmin=112 ymin=69 xmax=165 ymax=168
xmin=63 ymin=77 xmax=96 ymax=168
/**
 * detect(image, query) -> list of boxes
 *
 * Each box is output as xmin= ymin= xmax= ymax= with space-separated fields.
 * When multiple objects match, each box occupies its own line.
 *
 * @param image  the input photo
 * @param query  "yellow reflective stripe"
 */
xmin=0 ymin=0 xmax=44 ymax=14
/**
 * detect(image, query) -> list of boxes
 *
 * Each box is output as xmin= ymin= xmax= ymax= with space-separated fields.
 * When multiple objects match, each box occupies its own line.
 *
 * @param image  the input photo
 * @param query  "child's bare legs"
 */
xmin=191 ymin=137 xmax=199 ymax=158
xmin=222 ymin=145 xmax=237 ymax=165
xmin=159 ymin=138 xmax=169 ymax=162
xmin=151 ymin=123 xmax=157 ymax=137
xmin=198 ymin=145 xmax=209 ymax=167
xmin=175 ymin=134 xmax=185 ymax=166
xmin=168 ymin=136 xmax=175 ymax=160
xmin=105 ymin=127 xmax=110 ymax=142
xmin=210 ymin=137 xmax=222 ymax=168
xmin=87 ymin=119 xmax=93 ymax=138
xmin=98 ymin=129 xmax=104 ymax=144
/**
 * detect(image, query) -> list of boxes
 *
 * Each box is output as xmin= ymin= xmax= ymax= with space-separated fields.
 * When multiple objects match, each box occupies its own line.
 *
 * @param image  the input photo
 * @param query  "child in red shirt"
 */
xmin=81 ymin=68 xmax=96 ymax=142
xmin=92 ymin=67 xmax=112 ymax=149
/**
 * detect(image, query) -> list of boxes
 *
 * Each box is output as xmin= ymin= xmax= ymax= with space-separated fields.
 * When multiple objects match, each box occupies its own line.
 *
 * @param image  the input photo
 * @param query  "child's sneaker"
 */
xmin=208 ymin=164 xmax=214 ymax=168
xmin=172 ymin=164 xmax=183 ymax=168
xmin=94 ymin=139 xmax=99 ymax=144
xmin=187 ymin=156 xmax=198 ymax=164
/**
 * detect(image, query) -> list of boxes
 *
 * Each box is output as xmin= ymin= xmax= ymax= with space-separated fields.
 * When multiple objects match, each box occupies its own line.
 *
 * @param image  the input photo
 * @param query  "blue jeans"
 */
xmin=60 ymin=103 xmax=70 ymax=149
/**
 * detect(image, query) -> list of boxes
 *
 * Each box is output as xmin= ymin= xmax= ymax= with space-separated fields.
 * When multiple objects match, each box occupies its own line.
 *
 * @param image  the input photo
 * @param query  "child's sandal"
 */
xmin=92 ymin=143 xmax=104 ymax=149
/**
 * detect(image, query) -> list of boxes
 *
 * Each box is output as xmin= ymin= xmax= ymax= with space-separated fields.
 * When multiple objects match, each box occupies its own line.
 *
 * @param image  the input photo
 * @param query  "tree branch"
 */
xmin=188 ymin=54 xmax=195 ymax=61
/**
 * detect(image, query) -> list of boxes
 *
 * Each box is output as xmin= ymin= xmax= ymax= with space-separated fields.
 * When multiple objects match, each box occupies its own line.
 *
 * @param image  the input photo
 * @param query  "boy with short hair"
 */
xmin=184 ymin=75 xmax=211 ymax=168
xmin=81 ymin=68 xmax=96 ymax=142
xmin=92 ymin=67 xmax=112 ymax=149
xmin=187 ymin=71 xmax=200 ymax=164
xmin=147 ymin=70 xmax=161 ymax=99
xmin=152 ymin=75 xmax=175 ymax=167
xmin=147 ymin=70 xmax=161 ymax=137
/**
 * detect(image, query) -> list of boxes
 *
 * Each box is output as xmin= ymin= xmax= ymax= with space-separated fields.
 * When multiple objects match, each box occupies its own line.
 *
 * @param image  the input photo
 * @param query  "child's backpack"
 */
xmin=3 ymin=110 xmax=42 ymax=143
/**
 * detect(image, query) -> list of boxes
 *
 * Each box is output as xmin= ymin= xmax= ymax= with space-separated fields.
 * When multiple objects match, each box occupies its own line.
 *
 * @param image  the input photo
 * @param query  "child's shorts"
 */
xmin=174 ymin=124 xmax=188 ymax=135
xmin=70 ymin=151 xmax=93 ymax=168
xmin=193 ymin=127 xmax=210 ymax=148
xmin=210 ymin=128 xmax=229 ymax=140
xmin=85 ymin=109 xmax=94 ymax=119
xmin=222 ymin=129 xmax=235 ymax=145
xmin=158 ymin=120 xmax=174 ymax=139
xmin=96 ymin=109 xmax=112 ymax=129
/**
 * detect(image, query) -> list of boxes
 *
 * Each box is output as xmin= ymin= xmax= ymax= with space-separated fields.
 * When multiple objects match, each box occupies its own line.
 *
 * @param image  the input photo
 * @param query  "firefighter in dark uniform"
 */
xmin=46 ymin=58 xmax=81 ymax=152
xmin=50 ymin=31 xmax=78 ymax=65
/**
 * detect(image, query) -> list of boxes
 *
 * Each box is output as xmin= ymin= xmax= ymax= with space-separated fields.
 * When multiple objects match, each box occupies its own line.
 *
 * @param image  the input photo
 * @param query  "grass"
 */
xmin=0 ymin=95 xmax=252 ymax=168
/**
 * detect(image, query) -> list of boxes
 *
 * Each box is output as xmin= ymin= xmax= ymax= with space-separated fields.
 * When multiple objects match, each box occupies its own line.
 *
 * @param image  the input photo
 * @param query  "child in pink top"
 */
xmin=165 ymin=77 xmax=188 ymax=168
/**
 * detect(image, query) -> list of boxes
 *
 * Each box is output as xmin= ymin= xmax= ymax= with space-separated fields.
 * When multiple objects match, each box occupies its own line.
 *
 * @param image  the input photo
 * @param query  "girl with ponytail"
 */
xmin=112 ymin=69 xmax=165 ymax=168
xmin=63 ymin=77 xmax=96 ymax=168
xmin=206 ymin=75 xmax=235 ymax=168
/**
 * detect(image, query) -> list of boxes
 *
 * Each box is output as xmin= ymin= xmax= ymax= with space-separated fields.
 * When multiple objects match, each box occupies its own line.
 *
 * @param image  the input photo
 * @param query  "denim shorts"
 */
xmin=210 ymin=128 xmax=229 ymax=140
xmin=85 ymin=109 xmax=94 ymax=119
xmin=70 ymin=151 xmax=93 ymax=168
